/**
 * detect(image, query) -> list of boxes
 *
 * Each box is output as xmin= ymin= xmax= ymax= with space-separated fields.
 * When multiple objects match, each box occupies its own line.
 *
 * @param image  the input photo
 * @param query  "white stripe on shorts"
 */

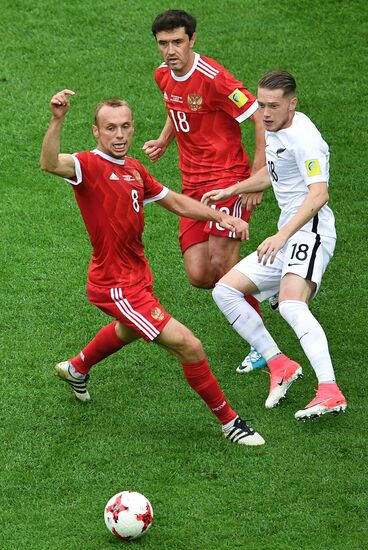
xmin=229 ymin=195 xmax=243 ymax=239
xmin=110 ymin=288 xmax=159 ymax=340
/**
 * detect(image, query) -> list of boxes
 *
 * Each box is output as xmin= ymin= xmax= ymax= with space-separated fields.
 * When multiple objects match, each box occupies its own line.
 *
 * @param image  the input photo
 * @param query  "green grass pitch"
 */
xmin=1 ymin=0 xmax=367 ymax=548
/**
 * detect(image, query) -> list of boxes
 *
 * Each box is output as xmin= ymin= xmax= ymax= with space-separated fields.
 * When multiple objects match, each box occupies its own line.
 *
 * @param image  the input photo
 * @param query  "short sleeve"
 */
xmin=64 ymin=152 xmax=88 ymax=186
xmin=294 ymin=133 xmax=329 ymax=186
xmin=211 ymin=68 xmax=258 ymax=123
xmin=133 ymin=161 xmax=169 ymax=205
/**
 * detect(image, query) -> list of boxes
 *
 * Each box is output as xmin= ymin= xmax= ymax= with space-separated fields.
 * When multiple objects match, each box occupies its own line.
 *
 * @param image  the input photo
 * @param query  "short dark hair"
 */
xmin=94 ymin=98 xmax=132 ymax=125
xmin=258 ymin=71 xmax=296 ymax=97
xmin=152 ymin=9 xmax=196 ymax=39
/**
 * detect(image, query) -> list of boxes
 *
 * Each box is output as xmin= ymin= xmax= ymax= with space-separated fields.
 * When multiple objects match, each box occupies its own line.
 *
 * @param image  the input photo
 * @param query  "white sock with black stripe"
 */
xmin=279 ymin=300 xmax=335 ymax=383
xmin=212 ymin=283 xmax=280 ymax=361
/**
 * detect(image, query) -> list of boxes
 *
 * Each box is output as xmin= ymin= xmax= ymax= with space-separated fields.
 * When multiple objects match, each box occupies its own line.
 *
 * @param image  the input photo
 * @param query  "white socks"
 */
xmin=279 ymin=300 xmax=335 ymax=383
xmin=213 ymin=284 xmax=280 ymax=361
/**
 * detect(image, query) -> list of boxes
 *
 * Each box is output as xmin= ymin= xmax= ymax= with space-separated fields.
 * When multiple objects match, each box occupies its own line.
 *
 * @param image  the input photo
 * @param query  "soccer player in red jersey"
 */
xmin=40 ymin=89 xmax=265 ymax=446
xmin=143 ymin=9 xmax=268 ymax=373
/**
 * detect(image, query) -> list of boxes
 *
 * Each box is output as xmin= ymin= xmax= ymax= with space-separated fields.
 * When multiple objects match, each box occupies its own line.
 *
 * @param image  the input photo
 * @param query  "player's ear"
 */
xmin=92 ymin=124 xmax=99 ymax=139
xmin=290 ymin=96 xmax=298 ymax=111
xmin=189 ymin=32 xmax=197 ymax=48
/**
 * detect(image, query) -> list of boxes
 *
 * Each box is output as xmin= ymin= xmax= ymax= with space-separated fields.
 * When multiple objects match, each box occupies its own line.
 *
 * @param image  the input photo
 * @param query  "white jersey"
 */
xmin=265 ymin=111 xmax=336 ymax=239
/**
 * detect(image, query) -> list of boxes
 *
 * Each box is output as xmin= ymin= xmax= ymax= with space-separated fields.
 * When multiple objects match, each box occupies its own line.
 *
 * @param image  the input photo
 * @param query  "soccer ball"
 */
xmin=104 ymin=491 xmax=153 ymax=540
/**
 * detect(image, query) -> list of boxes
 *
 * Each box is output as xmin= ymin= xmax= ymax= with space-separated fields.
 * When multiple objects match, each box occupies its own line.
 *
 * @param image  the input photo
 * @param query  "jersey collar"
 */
xmin=92 ymin=148 xmax=126 ymax=165
xmin=171 ymin=52 xmax=200 ymax=82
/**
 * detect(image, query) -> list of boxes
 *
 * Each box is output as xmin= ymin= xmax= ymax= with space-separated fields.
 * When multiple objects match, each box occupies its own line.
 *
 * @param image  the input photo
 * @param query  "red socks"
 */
xmin=182 ymin=359 xmax=237 ymax=425
xmin=69 ymin=322 xmax=125 ymax=374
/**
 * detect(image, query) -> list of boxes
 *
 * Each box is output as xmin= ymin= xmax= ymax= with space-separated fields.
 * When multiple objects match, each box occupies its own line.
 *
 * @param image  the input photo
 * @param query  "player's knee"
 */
xmin=170 ymin=325 xmax=204 ymax=361
xmin=185 ymin=335 xmax=204 ymax=360
xmin=279 ymin=300 xmax=308 ymax=329
xmin=186 ymin=269 xmax=214 ymax=289
xmin=212 ymin=283 xmax=243 ymax=315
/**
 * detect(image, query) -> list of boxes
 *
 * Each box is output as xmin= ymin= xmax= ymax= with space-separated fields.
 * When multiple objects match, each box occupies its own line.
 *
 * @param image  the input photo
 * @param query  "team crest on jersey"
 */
xmin=151 ymin=307 xmax=165 ymax=321
xmin=187 ymin=93 xmax=203 ymax=111
xmin=133 ymin=170 xmax=143 ymax=185
xmin=305 ymin=159 xmax=321 ymax=176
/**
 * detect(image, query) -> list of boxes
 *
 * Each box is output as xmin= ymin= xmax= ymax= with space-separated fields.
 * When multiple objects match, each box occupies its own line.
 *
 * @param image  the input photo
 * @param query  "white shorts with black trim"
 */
xmin=233 ymin=230 xmax=336 ymax=303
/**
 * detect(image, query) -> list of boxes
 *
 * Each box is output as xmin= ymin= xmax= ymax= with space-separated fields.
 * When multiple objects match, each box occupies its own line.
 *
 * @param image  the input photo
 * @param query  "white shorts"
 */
xmin=234 ymin=230 xmax=336 ymax=302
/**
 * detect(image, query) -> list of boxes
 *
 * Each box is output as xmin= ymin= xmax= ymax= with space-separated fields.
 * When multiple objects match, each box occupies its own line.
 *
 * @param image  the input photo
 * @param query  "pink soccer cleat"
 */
xmin=295 ymin=383 xmax=347 ymax=420
xmin=265 ymin=354 xmax=303 ymax=409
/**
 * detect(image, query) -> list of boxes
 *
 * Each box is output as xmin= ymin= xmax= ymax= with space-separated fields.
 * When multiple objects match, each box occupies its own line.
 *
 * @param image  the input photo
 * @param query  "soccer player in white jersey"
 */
xmin=202 ymin=71 xmax=347 ymax=420
xmin=143 ymin=9 xmax=268 ymax=374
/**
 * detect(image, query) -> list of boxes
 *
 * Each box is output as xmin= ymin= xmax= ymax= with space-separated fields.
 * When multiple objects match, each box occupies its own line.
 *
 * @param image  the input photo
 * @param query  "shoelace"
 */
xmin=249 ymin=350 xmax=262 ymax=361
xmin=235 ymin=418 xmax=255 ymax=435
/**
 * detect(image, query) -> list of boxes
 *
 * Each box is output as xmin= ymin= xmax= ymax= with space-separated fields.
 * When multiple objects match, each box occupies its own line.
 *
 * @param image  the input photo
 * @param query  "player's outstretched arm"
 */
xmin=201 ymin=166 xmax=272 ymax=206
xmin=158 ymin=190 xmax=249 ymax=240
xmin=249 ymin=109 xmax=266 ymax=175
xmin=40 ymin=89 xmax=76 ymax=178
xmin=142 ymin=116 xmax=175 ymax=163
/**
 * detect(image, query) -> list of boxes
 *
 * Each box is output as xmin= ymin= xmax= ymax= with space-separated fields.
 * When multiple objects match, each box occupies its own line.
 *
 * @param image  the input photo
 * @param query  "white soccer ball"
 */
xmin=104 ymin=490 xmax=153 ymax=540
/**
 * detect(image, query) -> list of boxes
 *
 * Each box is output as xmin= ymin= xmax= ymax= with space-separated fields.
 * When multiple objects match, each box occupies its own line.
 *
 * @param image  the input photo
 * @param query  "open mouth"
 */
xmin=113 ymin=143 xmax=126 ymax=151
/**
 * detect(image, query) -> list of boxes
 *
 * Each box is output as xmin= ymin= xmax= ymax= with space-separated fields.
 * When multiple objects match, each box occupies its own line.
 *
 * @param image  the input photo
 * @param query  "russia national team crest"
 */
xmin=151 ymin=307 xmax=165 ymax=321
xmin=187 ymin=93 xmax=203 ymax=111
xmin=132 ymin=170 xmax=143 ymax=186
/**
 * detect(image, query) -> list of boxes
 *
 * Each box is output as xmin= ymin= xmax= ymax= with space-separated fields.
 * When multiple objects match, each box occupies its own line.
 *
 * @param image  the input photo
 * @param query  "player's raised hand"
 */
xmin=201 ymin=188 xmax=232 ymax=206
xmin=257 ymin=232 xmax=287 ymax=265
xmin=142 ymin=139 xmax=167 ymax=163
xmin=50 ymin=89 xmax=75 ymax=119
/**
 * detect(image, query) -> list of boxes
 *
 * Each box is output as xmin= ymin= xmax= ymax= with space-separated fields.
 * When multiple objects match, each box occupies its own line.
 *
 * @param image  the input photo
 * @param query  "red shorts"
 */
xmin=87 ymin=283 xmax=171 ymax=342
xmin=179 ymin=184 xmax=253 ymax=254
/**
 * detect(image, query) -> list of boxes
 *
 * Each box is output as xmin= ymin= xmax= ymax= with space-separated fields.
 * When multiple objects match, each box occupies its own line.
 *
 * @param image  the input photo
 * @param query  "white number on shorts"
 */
xmin=132 ymin=189 xmax=140 ymax=212
xmin=169 ymin=109 xmax=190 ymax=133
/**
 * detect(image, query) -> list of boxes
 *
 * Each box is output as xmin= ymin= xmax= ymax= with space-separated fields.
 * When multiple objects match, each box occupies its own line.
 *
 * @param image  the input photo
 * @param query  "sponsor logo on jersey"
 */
xmin=122 ymin=175 xmax=135 ymax=181
xmin=151 ymin=307 xmax=165 ymax=321
xmin=187 ymin=93 xmax=203 ymax=111
xmin=305 ymin=159 xmax=321 ymax=176
xmin=228 ymin=88 xmax=248 ymax=108
xmin=276 ymin=147 xmax=286 ymax=157
xmin=170 ymin=94 xmax=183 ymax=103
xmin=109 ymin=172 xmax=120 ymax=180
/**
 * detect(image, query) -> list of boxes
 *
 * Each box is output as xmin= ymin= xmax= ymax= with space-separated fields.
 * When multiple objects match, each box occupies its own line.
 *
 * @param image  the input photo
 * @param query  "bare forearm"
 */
xmin=278 ymin=185 xmax=329 ymax=241
xmin=232 ymin=167 xmax=271 ymax=195
xmin=159 ymin=116 xmax=175 ymax=146
xmin=40 ymin=117 xmax=64 ymax=172
xmin=251 ymin=122 xmax=266 ymax=175
xmin=159 ymin=191 xmax=226 ymax=223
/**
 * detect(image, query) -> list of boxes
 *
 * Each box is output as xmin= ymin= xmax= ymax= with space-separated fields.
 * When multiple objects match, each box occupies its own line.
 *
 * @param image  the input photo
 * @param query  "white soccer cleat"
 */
xmin=269 ymin=293 xmax=279 ymax=311
xmin=223 ymin=417 xmax=265 ymax=446
xmin=55 ymin=361 xmax=90 ymax=402
xmin=236 ymin=347 xmax=267 ymax=374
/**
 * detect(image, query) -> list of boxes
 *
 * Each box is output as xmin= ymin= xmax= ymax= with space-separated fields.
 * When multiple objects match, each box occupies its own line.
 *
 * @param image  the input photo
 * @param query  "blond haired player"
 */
xmin=203 ymin=71 xmax=347 ymax=420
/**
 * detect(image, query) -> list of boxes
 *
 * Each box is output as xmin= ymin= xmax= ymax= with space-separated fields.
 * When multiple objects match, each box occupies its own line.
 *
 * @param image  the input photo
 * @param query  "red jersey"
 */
xmin=65 ymin=149 xmax=168 ymax=289
xmin=154 ymin=52 xmax=258 ymax=190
